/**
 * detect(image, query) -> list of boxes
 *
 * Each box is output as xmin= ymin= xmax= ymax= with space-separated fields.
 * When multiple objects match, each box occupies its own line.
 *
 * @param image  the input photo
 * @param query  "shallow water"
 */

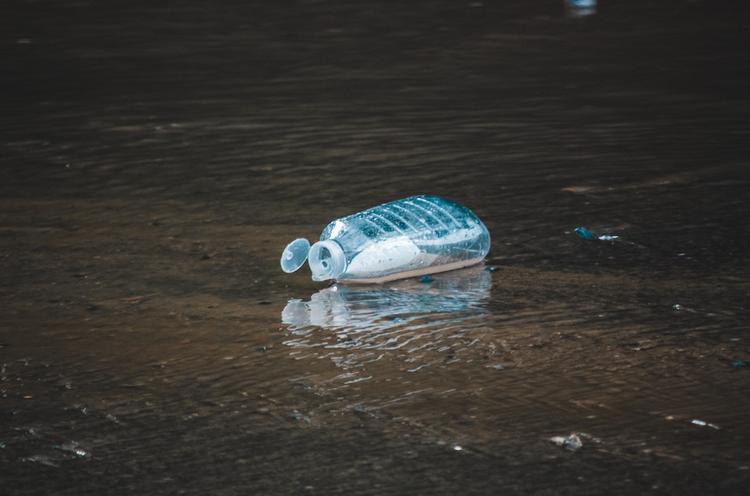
xmin=2 ymin=0 xmax=750 ymax=494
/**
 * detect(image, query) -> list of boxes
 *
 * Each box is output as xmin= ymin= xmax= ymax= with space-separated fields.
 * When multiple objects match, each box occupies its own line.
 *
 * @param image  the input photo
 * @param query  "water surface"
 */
xmin=2 ymin=0 xmax=749 ymax=494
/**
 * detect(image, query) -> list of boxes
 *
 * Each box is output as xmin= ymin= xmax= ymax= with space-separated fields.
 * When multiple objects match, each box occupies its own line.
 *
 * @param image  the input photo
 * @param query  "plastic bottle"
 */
xmin=280 ymin=195 xmax=490 ymax=283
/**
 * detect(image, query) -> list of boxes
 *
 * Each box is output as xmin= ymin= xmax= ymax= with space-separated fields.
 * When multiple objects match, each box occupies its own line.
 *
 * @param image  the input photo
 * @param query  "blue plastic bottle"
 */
xmin=281 ymin=195 xmax=490 ymax=283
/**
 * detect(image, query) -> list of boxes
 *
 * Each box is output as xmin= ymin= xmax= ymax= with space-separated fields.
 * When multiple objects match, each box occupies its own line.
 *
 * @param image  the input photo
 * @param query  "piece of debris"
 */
xmin=289 ymin=410 xmax=311 ymax=423
xmin=550 ymin=433 xmax=583 ymax=451
xmin=691 ymin=419 xmax=720 ymax=430
xmin=730 ymin=359 xmax=747 ymax=369
xmin=280 ymin=196 xmax=489 ymax=284
xmin=419 ymin=275 xmax=434 ymax=283
xmin=58 ymin=441 xmax=90 ymax=458
xmin=575 ymin=226 xmax=596 ymax=240
xmin=574 ymin=226 xmax=619 ymax=242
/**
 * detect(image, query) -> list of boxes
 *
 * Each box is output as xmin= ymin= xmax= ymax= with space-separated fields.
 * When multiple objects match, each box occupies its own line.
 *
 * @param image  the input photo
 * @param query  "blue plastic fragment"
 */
xmin=485 ymin=266 xmax=499 ymax=272
xmin=731 ymin=359 xmax=747 ymax=369
xmin=575 ymin=226 xmax=619 ymax=242
xmin=575 ymin=227 xmax=596 ymax=240
xmin=419 ymin=275 xmax=434 ymax=283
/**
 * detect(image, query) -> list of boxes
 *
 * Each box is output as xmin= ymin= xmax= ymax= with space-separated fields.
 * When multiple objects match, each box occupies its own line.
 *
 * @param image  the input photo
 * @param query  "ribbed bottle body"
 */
xmin=319 ymin=195 xmax=490 ymax=282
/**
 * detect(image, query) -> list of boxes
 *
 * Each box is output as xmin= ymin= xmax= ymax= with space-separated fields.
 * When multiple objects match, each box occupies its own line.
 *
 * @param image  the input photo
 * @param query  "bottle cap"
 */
xmin=280 ymin=238 xmax=311 ymax=273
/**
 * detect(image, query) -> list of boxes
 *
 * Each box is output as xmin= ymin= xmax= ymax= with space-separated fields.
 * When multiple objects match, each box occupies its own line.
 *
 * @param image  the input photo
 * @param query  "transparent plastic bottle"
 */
xmin=280 ymin=195 xmax=490 ymax=283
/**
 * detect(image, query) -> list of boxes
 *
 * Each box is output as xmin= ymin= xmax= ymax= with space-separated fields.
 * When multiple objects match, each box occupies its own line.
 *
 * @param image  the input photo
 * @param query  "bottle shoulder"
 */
xmin=322 ymin=196 xmax=488 ymax=247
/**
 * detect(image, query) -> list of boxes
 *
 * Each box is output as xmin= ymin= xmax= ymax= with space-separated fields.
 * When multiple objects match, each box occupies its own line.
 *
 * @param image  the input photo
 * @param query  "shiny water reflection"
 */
xmin=282 ymin=266 xmax=491 ymax=342
xmin=280 ymin=265 xmax=493 ymax=392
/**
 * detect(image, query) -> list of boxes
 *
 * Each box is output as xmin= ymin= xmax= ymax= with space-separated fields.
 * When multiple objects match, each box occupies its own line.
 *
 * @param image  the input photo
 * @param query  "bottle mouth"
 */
xmin=308 ymin=240 xmax=346 ymax=281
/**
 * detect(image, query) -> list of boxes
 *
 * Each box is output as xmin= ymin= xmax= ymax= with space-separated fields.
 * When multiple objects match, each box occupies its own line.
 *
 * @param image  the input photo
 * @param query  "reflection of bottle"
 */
xmin=282 ymin=266 xmax=492 ymax=332
xmin=281 ymin=195 xmax=490 ymax=283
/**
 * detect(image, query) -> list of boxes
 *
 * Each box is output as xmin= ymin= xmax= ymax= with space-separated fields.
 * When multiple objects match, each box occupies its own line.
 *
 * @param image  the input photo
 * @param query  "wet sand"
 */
xmin=2 ymin=1 xmax=750 ymax=494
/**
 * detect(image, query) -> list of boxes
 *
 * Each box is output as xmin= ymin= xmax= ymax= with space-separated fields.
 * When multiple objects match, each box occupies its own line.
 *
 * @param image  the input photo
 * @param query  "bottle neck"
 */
xmin=308 ymin=240 xmax=346 ymax=281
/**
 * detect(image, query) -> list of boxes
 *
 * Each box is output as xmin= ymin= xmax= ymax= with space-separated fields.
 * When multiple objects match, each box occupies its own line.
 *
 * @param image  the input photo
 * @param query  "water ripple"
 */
xmin=282 ymin=266 xmax=491 ymax=352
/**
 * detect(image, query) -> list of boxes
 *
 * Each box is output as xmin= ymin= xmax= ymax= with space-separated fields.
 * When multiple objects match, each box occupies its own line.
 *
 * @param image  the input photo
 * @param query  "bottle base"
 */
xmin=337 ymin=257 xmax=487 ymax=285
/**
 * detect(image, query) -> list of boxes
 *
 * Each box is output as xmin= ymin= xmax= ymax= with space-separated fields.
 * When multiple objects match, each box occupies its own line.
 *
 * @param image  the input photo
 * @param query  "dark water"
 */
xmin=2 ymin=0 xmax=750 ymax=494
